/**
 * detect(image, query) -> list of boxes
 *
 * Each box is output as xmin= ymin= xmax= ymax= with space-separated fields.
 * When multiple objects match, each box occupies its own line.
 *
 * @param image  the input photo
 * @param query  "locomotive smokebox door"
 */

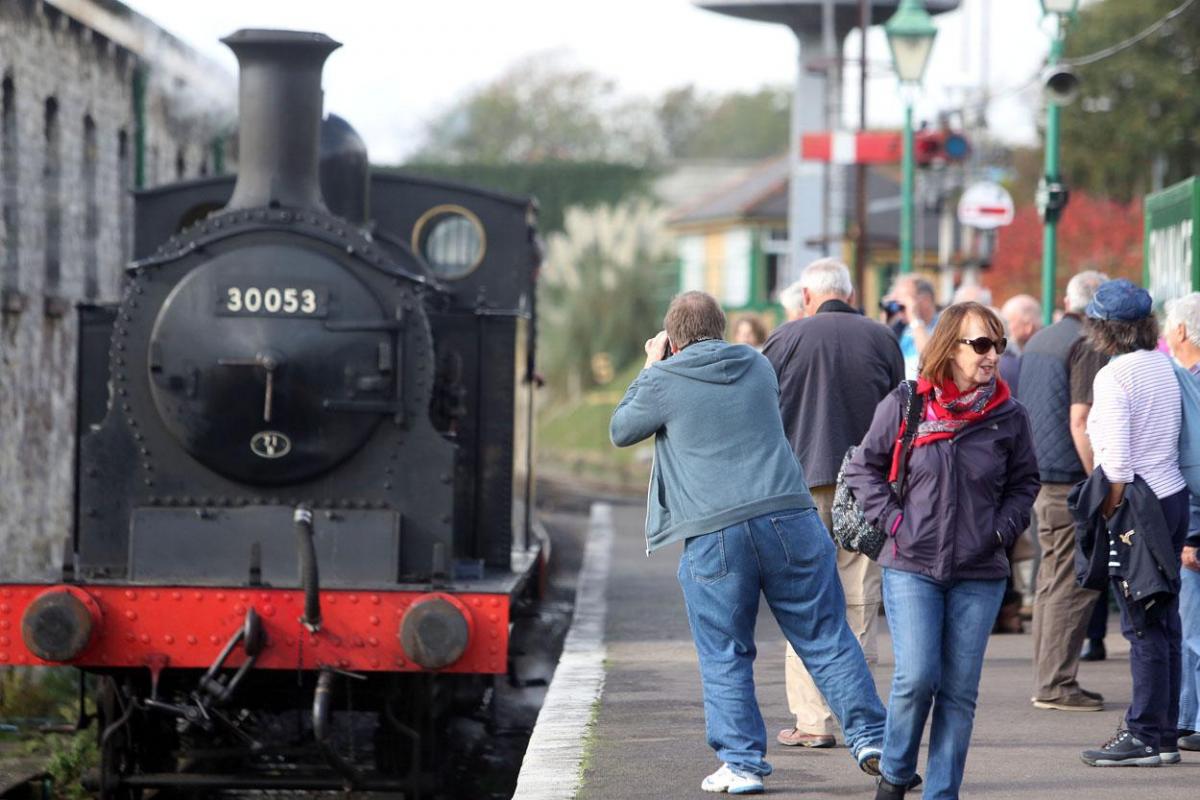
xmin=148 ymin=242 xmax=397 ymax=484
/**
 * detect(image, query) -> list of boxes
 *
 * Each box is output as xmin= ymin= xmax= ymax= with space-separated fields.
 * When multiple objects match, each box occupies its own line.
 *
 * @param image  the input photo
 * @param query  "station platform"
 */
xmin=515 ymin=500 xmax=1198 ymax=799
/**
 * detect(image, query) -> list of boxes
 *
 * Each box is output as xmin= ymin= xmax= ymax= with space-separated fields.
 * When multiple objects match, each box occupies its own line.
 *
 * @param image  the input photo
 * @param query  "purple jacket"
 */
xmin=844 ymin=386 xmax=1041 ymax=582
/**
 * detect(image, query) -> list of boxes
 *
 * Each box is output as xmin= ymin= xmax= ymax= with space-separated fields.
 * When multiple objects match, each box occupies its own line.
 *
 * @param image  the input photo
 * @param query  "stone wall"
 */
xmin=0 ymin=0 xmax=233 ymax=578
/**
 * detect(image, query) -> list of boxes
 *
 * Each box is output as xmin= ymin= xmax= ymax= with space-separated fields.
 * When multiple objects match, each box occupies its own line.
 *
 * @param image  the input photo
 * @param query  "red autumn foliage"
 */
xmin=985 ymin=193 xmax=1143 ymax=307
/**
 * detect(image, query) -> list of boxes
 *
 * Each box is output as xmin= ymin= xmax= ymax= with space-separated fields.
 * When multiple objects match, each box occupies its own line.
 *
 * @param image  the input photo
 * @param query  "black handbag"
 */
xmin=831 ymin=380 xmax=923 ymax=560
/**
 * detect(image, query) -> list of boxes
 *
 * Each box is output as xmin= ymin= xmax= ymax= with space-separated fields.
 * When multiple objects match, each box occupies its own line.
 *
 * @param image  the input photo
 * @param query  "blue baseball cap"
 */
xmin=1085 ymin=278 xmax=1152 ymax=321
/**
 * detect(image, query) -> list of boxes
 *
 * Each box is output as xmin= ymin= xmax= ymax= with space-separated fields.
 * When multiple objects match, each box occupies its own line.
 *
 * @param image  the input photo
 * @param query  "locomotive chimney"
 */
xmin=221 ymin=29 xmax=341 ymax=212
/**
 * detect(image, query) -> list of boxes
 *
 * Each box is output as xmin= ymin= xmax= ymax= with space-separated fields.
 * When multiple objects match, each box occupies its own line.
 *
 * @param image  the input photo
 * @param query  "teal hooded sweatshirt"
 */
xmin=610 ymin=340 xmax=815 ymax=553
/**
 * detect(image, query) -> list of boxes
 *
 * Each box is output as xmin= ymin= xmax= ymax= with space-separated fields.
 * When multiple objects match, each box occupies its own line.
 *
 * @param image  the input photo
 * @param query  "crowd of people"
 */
xmin=609 ymin=259 xmax=1200 ymax=798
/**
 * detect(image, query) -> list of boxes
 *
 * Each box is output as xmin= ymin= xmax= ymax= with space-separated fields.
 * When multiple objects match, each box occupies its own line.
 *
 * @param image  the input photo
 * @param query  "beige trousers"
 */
xmin=784 ymin=485 xmax=882 ymax=735
xmin=1030 ymin=482 xmax=1099 ymax=700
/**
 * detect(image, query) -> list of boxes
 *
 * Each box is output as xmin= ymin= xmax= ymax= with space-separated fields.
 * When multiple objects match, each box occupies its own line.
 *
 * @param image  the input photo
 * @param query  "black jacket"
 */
xmin=1069 ymin=470 xmax=1179 ymax=634
xmin=763 ymin=300 xmax=904 ymax=488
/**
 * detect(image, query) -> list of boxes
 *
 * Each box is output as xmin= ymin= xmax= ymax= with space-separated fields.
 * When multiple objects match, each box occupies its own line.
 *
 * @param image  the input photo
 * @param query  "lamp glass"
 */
xmin=1040 ymin=0 xmax=1079 ymax=13
xmin=888 ymin=34 xmax=936 ymax=84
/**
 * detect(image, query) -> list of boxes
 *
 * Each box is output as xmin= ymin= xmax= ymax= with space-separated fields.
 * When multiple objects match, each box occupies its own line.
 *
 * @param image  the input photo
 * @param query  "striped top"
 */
xmin=1088 ymin=348 xmax=1186 ymax=498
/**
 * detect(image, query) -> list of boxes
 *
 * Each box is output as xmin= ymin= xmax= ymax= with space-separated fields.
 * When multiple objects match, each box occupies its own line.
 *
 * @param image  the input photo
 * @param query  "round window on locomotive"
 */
xmin=411 ymin=205 xmax=486 ymax=280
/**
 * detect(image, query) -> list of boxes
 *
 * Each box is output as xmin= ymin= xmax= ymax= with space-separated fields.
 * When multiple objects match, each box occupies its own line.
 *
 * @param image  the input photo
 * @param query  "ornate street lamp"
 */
xmin=885 ymin=0 xmax=937 ymax=274
xmin=1038 ymin=0 xmax=1081 ymax=324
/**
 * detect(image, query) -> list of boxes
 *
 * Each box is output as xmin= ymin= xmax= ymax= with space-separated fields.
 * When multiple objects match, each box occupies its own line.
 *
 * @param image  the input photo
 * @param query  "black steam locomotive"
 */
xmin=0 ymin=29 xmax=543 ymax=795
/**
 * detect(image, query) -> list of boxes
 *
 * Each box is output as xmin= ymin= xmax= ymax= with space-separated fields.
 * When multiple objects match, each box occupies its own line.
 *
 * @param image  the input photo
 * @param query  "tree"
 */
xmin=413 ymin=53 xmax=664 ymax=165
xmin=411 ymin=56 xmax=792 ymax=166
xmin=539 ymin=201 xmax=676 ymax=399
xmin=676 ymin=86 xmax=791 ymax=160
xmin=988 ymin=192 xmax=1143 ymax=304
xmin=1059 ymin=0 xmax=1200 ymax=201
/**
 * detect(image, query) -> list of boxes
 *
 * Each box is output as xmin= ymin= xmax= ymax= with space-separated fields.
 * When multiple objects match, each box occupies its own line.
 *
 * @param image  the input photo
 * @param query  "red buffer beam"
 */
xmin=0 ymin=584 xmax=510 ymax=674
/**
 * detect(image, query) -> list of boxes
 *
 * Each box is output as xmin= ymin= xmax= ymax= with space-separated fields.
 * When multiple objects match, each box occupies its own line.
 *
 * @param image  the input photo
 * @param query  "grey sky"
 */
xmin=123 ymin=0 xmax=1059 ymax=163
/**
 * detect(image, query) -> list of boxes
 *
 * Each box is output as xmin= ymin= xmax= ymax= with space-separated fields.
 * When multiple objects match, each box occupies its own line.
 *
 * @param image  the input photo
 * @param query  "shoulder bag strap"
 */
xmin=894 ymin=379 xmax=924 ymax=497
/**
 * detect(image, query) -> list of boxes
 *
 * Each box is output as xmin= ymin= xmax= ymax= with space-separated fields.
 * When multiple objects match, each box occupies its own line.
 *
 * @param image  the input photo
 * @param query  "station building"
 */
xmin=0 ymin=0 xmax=234 ymax=576
xmin=667 ymin=156 xmax=944 ymax=327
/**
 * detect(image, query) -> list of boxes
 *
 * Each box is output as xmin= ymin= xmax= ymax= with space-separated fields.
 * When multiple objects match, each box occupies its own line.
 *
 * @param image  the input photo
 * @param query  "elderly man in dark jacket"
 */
xmin=1020 ymin=270 xmax=1110 ymax=712
xmin=763 ymin=258 xmax=904 ymax=749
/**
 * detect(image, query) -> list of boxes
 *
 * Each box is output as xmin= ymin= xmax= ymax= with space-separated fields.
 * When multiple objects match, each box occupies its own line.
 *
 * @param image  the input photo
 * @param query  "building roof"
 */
xmin=666 ymin=155 xmax=943 ymax=250
xmin=695 ymin=1 xmax=959 ymax=33
xmin=46 ymin=0 xmax=234 ymax=108
xmin=669 ymin=156 xmax=789 ymax=226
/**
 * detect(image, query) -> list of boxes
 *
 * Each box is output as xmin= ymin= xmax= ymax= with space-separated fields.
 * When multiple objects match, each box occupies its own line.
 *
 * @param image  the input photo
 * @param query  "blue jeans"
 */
xmin=1182 ymin=495 xmax=1200 ymax=733
xmin=1182 ymin=564 xmax=1200 ymax=733
xmin=676 ymin=508 xmax=887 ymax=776
xmin=880 ymin=568 xmax=1005 ymax=799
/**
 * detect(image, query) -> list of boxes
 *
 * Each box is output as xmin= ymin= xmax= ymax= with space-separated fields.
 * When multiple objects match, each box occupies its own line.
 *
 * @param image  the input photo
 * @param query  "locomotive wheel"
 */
xmin=97 ymin=679 xmax=141 ymax=800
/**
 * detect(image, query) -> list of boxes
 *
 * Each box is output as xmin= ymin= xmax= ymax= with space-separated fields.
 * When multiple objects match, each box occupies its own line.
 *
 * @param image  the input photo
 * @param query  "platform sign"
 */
xmin=957 ymin=181 xmax=1014 ymax=230
xmin=1145 ymin=177 xmax=1199 ymax=307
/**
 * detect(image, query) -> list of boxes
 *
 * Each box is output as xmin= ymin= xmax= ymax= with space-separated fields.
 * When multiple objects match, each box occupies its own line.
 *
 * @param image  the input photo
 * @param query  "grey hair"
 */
xmin=952 ymin=284 xmax=993 ymax=306
xmin=1065 ymin=270 xmax=1109 ymax=313
xmin=799 ymin=258 xmax=853 ymax=299
xmin=1001 ymin=294 xmax=1042 ymax=325
xmin=778 ymin=280 xmax=805 ymax=312
xmin=892 ymin=274 xmax=935 ymax=300
xmin=1166 ymin=293 xmax=1200 ymax=348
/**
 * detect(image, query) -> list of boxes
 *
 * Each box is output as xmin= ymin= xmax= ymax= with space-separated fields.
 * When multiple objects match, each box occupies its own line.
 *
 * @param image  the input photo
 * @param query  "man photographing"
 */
xmin=610 ymin=291 xmax=887 ymax=795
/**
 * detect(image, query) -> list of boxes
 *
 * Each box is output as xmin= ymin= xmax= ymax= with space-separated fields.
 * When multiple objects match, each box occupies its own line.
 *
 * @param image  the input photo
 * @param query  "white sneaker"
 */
xmin=1161 ymin=749 xmax=1181 ymax=765
xmin=701 ymin=764 xmax=764 ymax=794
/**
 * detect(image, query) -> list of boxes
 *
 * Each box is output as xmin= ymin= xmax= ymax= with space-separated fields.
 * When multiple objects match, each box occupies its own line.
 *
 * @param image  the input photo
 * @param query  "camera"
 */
xmin=880 ymin=299 xmax=905 ymax=316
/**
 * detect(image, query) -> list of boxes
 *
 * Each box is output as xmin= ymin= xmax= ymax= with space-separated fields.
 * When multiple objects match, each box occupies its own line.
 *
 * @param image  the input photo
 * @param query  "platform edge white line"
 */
xmin=511 ymin=501 xmax=614 ymax=800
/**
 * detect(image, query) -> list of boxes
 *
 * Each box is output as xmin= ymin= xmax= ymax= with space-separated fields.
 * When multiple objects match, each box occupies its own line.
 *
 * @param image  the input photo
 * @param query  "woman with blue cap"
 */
xmin=1079 ymin=278 xmax=1189 ymax=767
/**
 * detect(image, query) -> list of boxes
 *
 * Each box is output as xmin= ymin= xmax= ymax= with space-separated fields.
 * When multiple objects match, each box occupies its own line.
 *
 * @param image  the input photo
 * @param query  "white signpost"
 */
xmin=957 ymin=181 xmax=1015 ymax=230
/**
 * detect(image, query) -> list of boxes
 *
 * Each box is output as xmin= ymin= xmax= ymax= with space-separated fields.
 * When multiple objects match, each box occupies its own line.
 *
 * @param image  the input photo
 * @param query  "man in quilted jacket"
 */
xmin=1019 ymin=270 xmax=1109 ymax=712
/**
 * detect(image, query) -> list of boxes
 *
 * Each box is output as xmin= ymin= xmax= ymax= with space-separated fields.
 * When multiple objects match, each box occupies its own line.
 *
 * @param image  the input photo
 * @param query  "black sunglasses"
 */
xmin=957 ymin=336 xmax=1007 ymax=355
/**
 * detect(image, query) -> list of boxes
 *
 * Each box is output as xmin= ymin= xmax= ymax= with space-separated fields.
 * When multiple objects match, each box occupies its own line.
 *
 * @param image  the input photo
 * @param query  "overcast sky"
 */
xmin=122 ymin=0 xmax=1058 ymax=163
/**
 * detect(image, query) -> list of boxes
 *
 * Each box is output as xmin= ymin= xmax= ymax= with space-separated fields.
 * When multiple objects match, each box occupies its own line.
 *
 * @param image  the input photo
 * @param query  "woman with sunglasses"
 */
xmin=845 ymin=301 xmax=1041 ymax=799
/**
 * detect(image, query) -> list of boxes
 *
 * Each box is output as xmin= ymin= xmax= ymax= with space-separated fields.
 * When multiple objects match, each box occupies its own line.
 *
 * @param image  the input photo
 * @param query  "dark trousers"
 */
xmin=1086 ymin=586 xmax=1108 ymax=642
xmin=1113 ymin=489 xmax=1188 ymax=750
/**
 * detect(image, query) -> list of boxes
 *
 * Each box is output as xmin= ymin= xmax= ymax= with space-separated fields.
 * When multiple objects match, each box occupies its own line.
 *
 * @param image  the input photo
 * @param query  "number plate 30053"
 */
xmin=216 ymin=286 xmax=328 ymax=318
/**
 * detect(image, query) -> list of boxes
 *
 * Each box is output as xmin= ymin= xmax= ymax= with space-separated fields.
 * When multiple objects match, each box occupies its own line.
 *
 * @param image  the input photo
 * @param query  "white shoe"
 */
xmin=1161 ymin=749 xmax=1181 ymax=765
xmin=701 ymin=764 xmax=764 ymax=794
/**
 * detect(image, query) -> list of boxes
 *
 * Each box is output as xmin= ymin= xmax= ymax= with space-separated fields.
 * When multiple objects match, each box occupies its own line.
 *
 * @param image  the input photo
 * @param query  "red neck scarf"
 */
xmin=888 ymin=377 xmax=1010 ymax=480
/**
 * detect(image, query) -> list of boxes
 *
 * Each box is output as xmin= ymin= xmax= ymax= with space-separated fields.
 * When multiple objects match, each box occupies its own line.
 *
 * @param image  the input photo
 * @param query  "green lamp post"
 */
xmin=885 ymin=0 xmax=938 ymax=275
xmin=1038 ymin=0 xmax=1081 ymax=325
